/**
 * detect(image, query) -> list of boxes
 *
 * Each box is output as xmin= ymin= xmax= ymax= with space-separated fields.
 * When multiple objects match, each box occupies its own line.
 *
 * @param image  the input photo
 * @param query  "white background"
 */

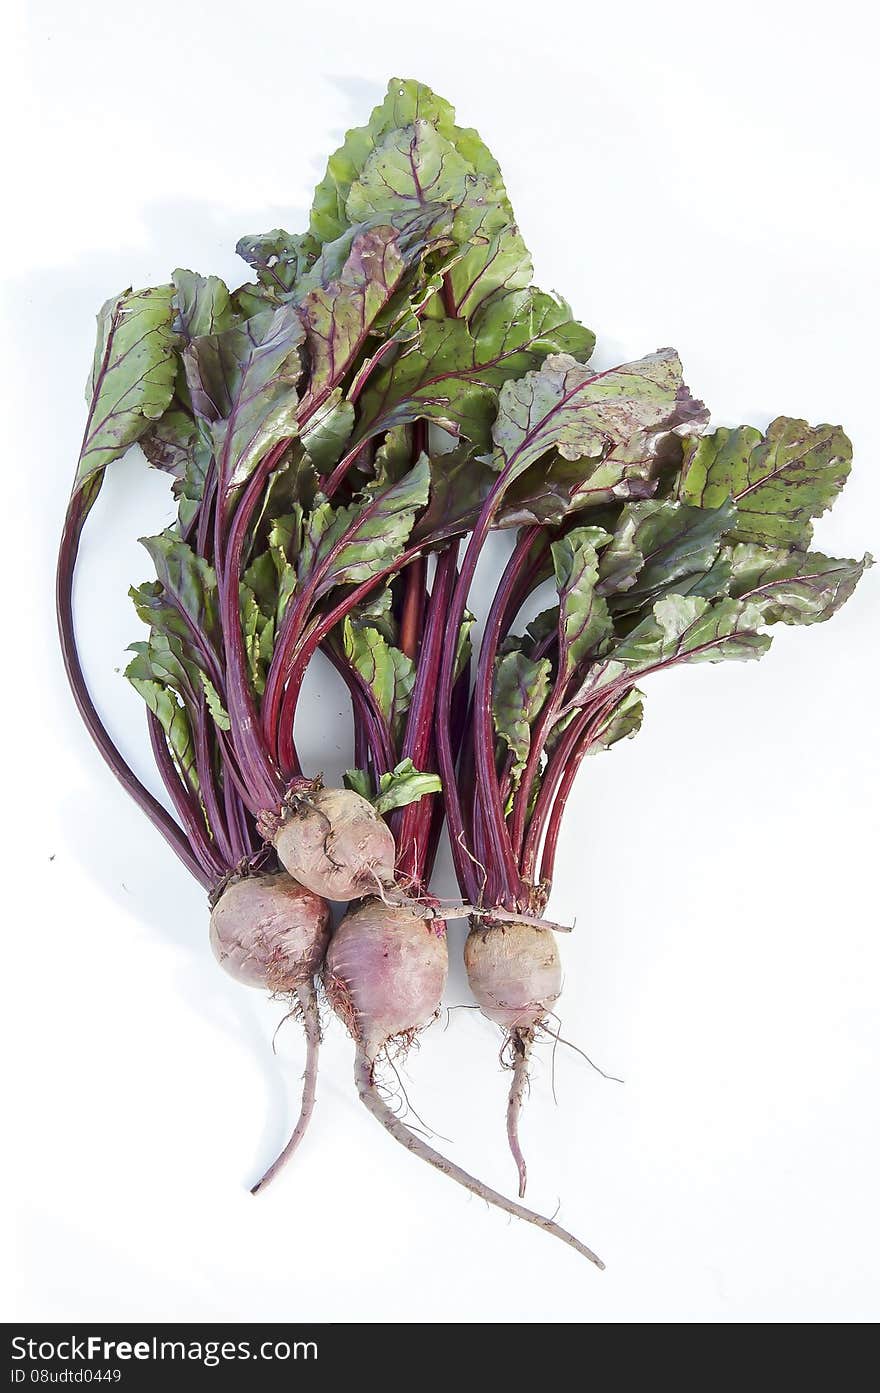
xmin=2 ymin=0 xmax=878 ymax=1324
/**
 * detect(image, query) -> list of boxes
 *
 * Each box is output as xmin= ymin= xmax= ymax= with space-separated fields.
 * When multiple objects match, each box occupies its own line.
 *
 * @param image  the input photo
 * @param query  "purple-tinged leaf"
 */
xmin=678 ymin=418 xmax=852 ymax=548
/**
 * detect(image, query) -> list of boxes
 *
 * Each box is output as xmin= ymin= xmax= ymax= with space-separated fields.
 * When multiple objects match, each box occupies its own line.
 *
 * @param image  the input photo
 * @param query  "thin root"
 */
xmin=383 ymin=1050 xmax=453 ymax=1144
xmin=506 ymin=1029 xmax=533 ymax=1198
xmin=355 ymin=1047 xmax=604 ymax=1269
xmin=251 ymin=982 xmax=321 ymax=1195
xmin=457 ymin=832 xmax=488 ymax=901
xmin=270 ymin=1002 xmax=299 ymax=1057
xmin=443 ymin=1004 xmax=482 ymax=1032
xmin=542 ymin=1013 xmax=624 ymax=1085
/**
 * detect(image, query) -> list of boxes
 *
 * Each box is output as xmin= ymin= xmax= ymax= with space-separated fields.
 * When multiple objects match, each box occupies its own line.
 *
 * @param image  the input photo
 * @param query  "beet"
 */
xmin=324 ymin=898 xmax=447 ymax=1061
xmin=465 ymin=922 xmax=562 ymax=1030
xmin=274 ymin=788 xmax=396 ymax=903
xmin=209 ymin=872 xmax=331 ymax=992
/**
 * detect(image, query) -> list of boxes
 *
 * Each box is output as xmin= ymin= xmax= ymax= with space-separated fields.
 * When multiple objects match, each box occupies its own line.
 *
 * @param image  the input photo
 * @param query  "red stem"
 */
xmin=319 ymin=437 xmax=370 ymax=503
xmin=146 ymin=712 xmax=225 ymax=884
xmin=195 ymin=463 xmax=217 ymax=561
xmin=262 ymin=485 xmax=395 ymax=755
xmin=519 ymin=709 xmax=588 ymax=883
xmin=392 ymin=545 xmax=459 ymax=886
xmin=274 ymin=542 xmax=425 ymax=775
xmin=216 ymin=442 xmax=288 ymax=811
xmin=538 ymin=724 xmax=597 ymax=887
xmin=399 ymin=556 xmax=426 ymax=663
xmin=520 ymin=694 xmax=619 ymax=883
xmin=435 ymin=472 xmax=513 ymax=904
xmin=57 ymin=492 xmax=211 ymax=888
xmin=399 ymin=420 xmax=429 ymax=664
xmin=223 ymin=774 xmax=251 ymax=863
xmin=322 ymin=639 xmax=395 ymax=775
xmin=471 ymin=527 xmax=543 ymax=907
xmin=424 ymin=657 xmax=473 ymax=888
xmin=509 ymin=692 xmax=562 ymax=864
xmin=539 ymin=687 xmax=635 ymax=885
xmin=193 ymin=701 xmax=234 ymax=867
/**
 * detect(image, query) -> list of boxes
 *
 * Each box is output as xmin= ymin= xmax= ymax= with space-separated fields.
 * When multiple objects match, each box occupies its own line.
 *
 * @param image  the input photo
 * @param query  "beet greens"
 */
xmin=58 ymin=75 xmax=869 ymax=1266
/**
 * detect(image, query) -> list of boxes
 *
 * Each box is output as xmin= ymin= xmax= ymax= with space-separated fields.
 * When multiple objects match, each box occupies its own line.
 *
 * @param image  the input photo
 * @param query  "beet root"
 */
xmin=465 ymin=921 xmax=563 ymax=1196
xmin=208 ymin=872 xmax=332 ymax=1192
xmin=274 ymin=787 xmax=396 ymax=903
xmin=209 ymin=871 xmax=331 ymax=992
xmin=464 ymin=921 xmax=562 ymax=1030
xmin=353 ymin=1049 xmax=602 ymax=1267
xmin=323 ymin=898 xmax=448 ymax=1062
xmin=249 ymin=983 xmax=321 ymax=1195
xmin=324 ymin=898 xmax=601 ymax=1265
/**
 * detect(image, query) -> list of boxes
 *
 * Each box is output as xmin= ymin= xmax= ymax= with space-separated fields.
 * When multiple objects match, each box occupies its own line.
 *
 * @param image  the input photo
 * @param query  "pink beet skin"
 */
xmin=324 ymin=899 xmax=448 ymax=1061
xmin=274 ymin=787 xmax=396 ymax=902
xmin=209 ymin=872 xmax=331 ymax=992
xmin=465 ymin=922 xmax=562 ymax=1030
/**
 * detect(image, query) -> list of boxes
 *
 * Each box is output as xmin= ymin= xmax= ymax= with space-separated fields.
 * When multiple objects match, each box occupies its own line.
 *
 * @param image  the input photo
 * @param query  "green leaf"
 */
xmin=296 ymin=212 xmax=452 ymax=407
xmin=446 ymin=211 xmax=531 ymax=323
xmin=139 ymin=532 xmax=219 ymax=646
xmin=491 ymin=349 xmax=707 ymax=516
xmin=550 ymin=526 xmax=613 ymax=675
xmin=235 ymin=228 xmax=317 ymax=296
xmin=373 ymin=759 xmax=442 ymax=816
xmin=411 ymin=444 xmax=496 ymax=546
xmin=183 ymin=304 xmax=304 ymax=498
xmin=357 ymin=317 xmax=496 ymax=447
xmin=493 ymin=650 xmax=553 ymax=789
xmin=525 ymin=606 xmax=558 ymax=654
xmin=454 ymin=609 xmax=475 ymax=682
xmin=311 ymin=79 xmax=484 ymax=236
xmin=251 ymin=448 xmax=319 ymax=530
xmin=139 ymin=406 xmax=200 ymax=477
xmin=347 ymin=586 xmax=398 ymax=644
xmin=198 ymin=672 xmax=231 ymax=730
xmin=343 ymin=767 xmax=374 ymax=800
xmin=230 ymin=282 xmax=275 ymax=318
xmin=241 ymin=549 xmax=277 ymax=612
xmin=125 ymin=645 xmax=198 ymax=793
xmin=677 ymin=418 xmax=853 ymax=548
xmin=309 ymin=77 xmax=532 ymax=319
xmin=267 ymin=510 xmax=298 ymax=561
xmin=611 ymin=594 xmax=772 ymax=670
xmin=129 ymin=580 xmax=189 ymax=644
xmin=343 ymin=759 xmax=442 ymax=813
xmin=299 ymin=390 xmax=355 ymax=472
xmin=299 ymin=455 xmax=430 ymax=599
xmin=139 ymin=409 xmax=214 ymax=528
xmin=370 ymin=425 xmax=413 ymax=489
xmin=77 ymin=286 xmax=178 ymax=493
xmin=566 ymin=592 xmax=771 ymax=708
xmin=357 ymin=287 xmax=594 ymax=451
xmin=127 ymin=631 xmax=201 ymax=697
xmin=342 ymin=617 xmax=415 ymax=734
xmin=240 ymin=584 xmax=275 ymax=695
xmin=547 ymin=686 xmax=646 ymax=758
xmin=267 ymin=511 xmax=300 ymax=620
xmin=366 ymin=252 xmax=450 ymax=347
xmin=471 ymin=288 xmax=594 ymax=378
xmin=728 ymin=544 xmax=872 ymax=624
xmin=586 ymin=688 xmax=646 ymax=753
xmin=136 ymin=271 xmax=237 ymax=528
xmin=172 ymin=268 xmax=235 ymax=342
xmin=599 ymin=498 xmax=737 ymax=615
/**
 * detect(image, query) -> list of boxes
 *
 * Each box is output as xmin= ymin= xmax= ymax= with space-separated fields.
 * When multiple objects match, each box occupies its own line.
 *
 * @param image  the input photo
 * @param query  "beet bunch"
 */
xmin=59 ymin=78 xmax=869 ymax=1267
